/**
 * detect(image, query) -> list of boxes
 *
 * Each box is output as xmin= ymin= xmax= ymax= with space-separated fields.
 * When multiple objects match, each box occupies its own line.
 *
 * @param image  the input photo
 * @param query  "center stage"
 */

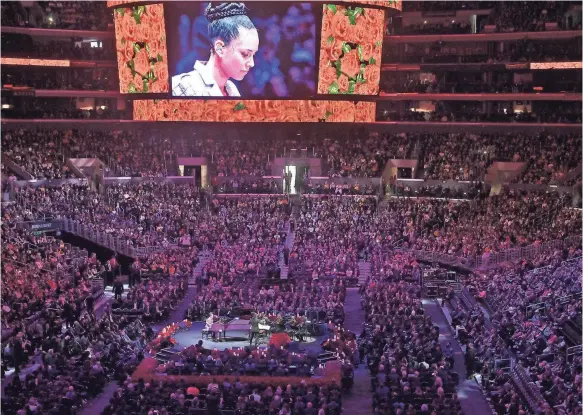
xmin=171 ymin=322 xmax=325 ymax=353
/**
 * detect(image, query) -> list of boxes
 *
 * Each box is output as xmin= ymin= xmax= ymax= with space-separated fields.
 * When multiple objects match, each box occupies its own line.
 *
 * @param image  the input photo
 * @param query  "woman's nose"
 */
xmin=248 ymin=57 xmax=255 ymax=69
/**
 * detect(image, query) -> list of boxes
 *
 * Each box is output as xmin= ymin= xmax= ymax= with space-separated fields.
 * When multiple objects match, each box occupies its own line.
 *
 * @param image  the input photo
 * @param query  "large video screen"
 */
xmin=165 ymin=2 xmax=318 ymax=98
xmin=317 ymin=4 xmax=384 ymax=95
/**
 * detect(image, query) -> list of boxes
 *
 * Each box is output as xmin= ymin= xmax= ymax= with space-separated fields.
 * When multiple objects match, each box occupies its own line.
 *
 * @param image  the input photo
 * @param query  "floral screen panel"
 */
xmin=317 ymin=4 xmax=384 ymax=95
xmin=133 ymin=100 xmax=376 ymax=123
xmin=113 ymin=3 xmax=169 ymax=93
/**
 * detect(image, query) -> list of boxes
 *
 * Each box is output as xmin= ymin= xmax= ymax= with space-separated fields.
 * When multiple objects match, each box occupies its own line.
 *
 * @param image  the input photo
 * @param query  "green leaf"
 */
xmin=121 ymin=38 xmax=126 ymax=45
xmin=342 ymin=42 xmax=351 ymax=54
xmin=327 ymin=35 xmax=334 ymax=45
xmin=369 ymin=57 xmax=377 ymax=65
xmin=133 ymin=43 xmax=141 ymax=54
xmin=136 ymin=5 xmax=146 ymax=16
xmin=354 ymin=7 xmax=364 ymax=16
xmin=323 ymin=110 xmax=333 ymax=121
xmin=233 ymin=102 xmax=247 ymax=111
xmin=328 ymin=82 xmax=339 ymax=94
xmin=326 ymin=4 xmax=337 ymax=14
xmin=115 ymin=8 xmax=124 ymax=16
xmin=360 ymin=64 xmax=367 ymax=69
xmin=127 ymin=60 xmax=136 ymax=77
xmin=128 ymin=82 xmax=137 ymax=93
xmin=375 ymin=40 xmax=382 ymax=47
xmin=142 ymin=79 xmax=149 ymax=93
xmin=357 ymin=45 xmax=363 ymax=61
xmin=157 ymin=53 xmax=163 ymax=62
xmin=132 ymin=10 xmax=141 ymax=24
xmin=348 ymin=80 xmax=356 ymax=94
xmin=348 ymin=14 xmax=357 ymax=25
xmin=147 ymin=70 xmax=156 ymax=80
xmin=145 ymin=43 xmax=151 ymax=55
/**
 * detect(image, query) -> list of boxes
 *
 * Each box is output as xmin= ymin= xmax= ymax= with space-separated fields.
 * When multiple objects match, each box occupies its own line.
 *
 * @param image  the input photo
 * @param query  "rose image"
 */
xmin=152 ymin=63 xmax=169 ymax=92
xmin=337 ymin=74 xmax=349 ymax=92
xmin=340 ymin=49 xmax=360 ymax=79
xmin=347 ymin=24 xmax=366 ymax=44
xmin=133 ymin=48 xmax=150 ymax=77
xmin=364 ymin=65 xmax=380 ymax=91
xmin=360 ymin=42 xmax=375 ymax=61
xmin=355 ymin=102 xmax=376 ymax=122
xmin=320 ymin=66 xmax=337 ymax=88
xmin=260 ymin=100 xmax=284 ymax=120
xmin=146 ymin=3 xmax=164 ymax=22
xmin=114 ymin=3 xmax=170 ymax=94
xmin=232 ymin=106 xmax=252 ymax=122
xmin=328 ymin=101 xmax=355 ymax=122
xmin=305 ymin=101 xmax=329 ymax=121
xmin=332 ymin=13 xmax=351 ymax=40
xmin=328 ymin=40 xmax=343 ymax=62
xmin=321 ymin=15 xmax=333 ymax=43
xmin=175 ymin=100 xmax=204 ymax=121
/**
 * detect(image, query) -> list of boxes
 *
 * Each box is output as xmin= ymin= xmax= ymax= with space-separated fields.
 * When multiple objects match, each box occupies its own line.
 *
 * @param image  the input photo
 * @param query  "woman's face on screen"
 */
xmin=220 ymin=27 xmax=259 ymax=81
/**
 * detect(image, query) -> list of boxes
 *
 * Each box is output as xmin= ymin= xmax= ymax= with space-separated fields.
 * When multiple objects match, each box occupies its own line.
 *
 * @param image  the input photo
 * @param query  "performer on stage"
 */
xmin=205 ymin=312 xmax=217 ymax=339
xmin=249 ymin=313 xmax=260 ymax=345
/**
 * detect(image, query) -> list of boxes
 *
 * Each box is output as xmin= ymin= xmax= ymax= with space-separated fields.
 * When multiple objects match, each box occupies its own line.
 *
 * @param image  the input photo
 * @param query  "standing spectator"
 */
xmin=113 ymin=278 xmax=124 ymax=301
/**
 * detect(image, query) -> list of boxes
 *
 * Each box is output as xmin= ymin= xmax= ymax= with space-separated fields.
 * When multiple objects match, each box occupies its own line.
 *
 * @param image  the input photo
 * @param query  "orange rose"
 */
xmin=172 ymin=100 xmax=204 ymax=121
xmin=201 ymin=101 xmax=226 ymax=122
xmin=232 ymin=104 xmax=252 ymax=122
xmin=145 ymin=3 xmax=164 ymax=23
xmin=360 ymin=42 xmax=375 ymax=61
xmin=340 ymin=49 xmax=361 ymax=79
xmin=354 ymin=102 xmax=376 ymax=122
xmin=321 ymin=15 xmax=333 ymax=44
xmin=319 ymin=66 xmax=337 ymax=88
xmin=244 ymin=101 xmax=266 ymax=122
xmin=304 ymin=101 xmax=329 ymax=121
xmin=133 ymin=48 xmax=150 ymax=77
xmin=260 ymin=100 xmax=284 ymax=121
xmin=133 ymin=100 xmax=155 ymax=121
xmin=364 ymin=65 xmax=380 ymax=92
xmin=154 ymin=102 xmax=170 ymax=121
xmin=347 ymin=24 xmax=366 ymax=44
xmin=332 ymin=13 xmax=351 ymax=40
xmin=337 ymin=74 xmax=349 ymax=92
xmin=151 ymin=62 xmax=169 ymax=93
xmin=328 ymin=101 xmax=355 ymax=122
xmin=328 ymin=40 xmax=343 ymax=62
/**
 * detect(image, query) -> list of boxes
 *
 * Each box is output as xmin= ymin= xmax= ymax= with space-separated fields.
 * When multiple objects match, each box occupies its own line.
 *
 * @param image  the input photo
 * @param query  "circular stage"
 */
xmin=171 ymin=322 xmax=319 ymax=352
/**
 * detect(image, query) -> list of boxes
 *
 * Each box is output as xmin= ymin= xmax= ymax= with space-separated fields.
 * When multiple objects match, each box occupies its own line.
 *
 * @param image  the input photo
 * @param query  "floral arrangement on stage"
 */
xmin=113 ymin=3 xmax=169 ymax=93
xmin=317 ymin=4 xmax=384 ymax=95
xmin=133 ymin=99 xmax=376 ymax=123
xmin=147 ymin=319 xmax=192 ymax=353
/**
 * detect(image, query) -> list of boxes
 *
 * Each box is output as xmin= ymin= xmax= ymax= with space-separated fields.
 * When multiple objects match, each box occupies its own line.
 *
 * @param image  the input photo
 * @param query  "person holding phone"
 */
xmin=172 ymin=2 xmax=259 ymax=97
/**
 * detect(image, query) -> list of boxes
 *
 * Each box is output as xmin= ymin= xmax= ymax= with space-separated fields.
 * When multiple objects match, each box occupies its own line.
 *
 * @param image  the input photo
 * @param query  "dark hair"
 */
xmin=205 ymin=2 xmax=256 ymax=50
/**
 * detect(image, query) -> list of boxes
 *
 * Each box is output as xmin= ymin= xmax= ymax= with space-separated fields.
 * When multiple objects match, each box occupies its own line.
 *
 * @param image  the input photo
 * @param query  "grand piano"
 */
xmin=207 ymin=318 xmax=271 ymax=341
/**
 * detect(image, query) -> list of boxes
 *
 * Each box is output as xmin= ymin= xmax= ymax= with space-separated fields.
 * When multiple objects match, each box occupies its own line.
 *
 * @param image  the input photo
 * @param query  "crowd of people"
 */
xmin=5 ymin=128 xmax=581 ymax=188
xmin=103 ymin=377 xmax=343 ymax=415
xmin=291 ymin=197 xmax=375 ymax=279
xmin=381 ymin=73 xmax=581 ymax=94
xmin=361 ymin=273 xmax=464 ymax=414
xmin=187 ymin=279 xmax=346 ymax=324
xmin=1 ymin=1 xmax=110 ymax=30
xmin=2 ymin=68 xmax=118 ymax=91
xmin=443 ymin=246 xmax=582 ymax=414
xmin=379 ymin=102 xmax=582 ymax=124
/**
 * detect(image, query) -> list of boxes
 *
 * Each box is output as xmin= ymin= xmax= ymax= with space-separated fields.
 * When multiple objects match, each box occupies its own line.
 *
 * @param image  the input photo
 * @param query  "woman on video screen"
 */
xmin=172 ymin=2 xmax=259 ymax=97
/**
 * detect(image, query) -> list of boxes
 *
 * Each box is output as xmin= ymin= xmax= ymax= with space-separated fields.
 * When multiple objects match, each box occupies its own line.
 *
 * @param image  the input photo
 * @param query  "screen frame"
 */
xmin=163 ymin=1 xmax=323 ymax=100
xmin=113 ymin=1 xmax=387 ymax=100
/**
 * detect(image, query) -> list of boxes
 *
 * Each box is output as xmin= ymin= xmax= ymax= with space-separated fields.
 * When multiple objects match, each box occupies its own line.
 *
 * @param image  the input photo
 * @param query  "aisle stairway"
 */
xmin=188 ymin=249 xmax=213 ymax=286
xmin=357 ymin=260 xmax=371 ymax=286
xmin=341 ymin=287 xmax=373 ymax=415
xmin=425 ymin=299 xmax=494 ymax=415
xmin=279 ymin=220 xmax=295 ymax=279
